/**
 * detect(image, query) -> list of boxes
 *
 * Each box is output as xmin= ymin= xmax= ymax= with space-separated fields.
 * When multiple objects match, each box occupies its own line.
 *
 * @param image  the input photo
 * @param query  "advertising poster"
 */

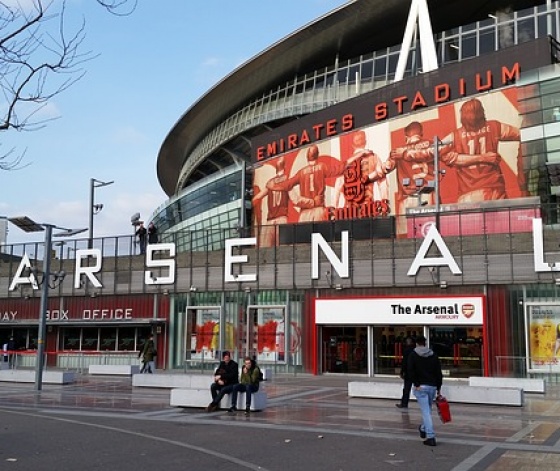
xmin=189 ymin=310 xmax=235 ymax=360
xmin=255 ymin=307 xmax=302 ymax=363
xmin=252 ymin=89 xmax=525 ymax=244
xmin=257 ymin=308 xmax=285 ymax=362
xmin=527 ymin=305 xmax=560 ymax=372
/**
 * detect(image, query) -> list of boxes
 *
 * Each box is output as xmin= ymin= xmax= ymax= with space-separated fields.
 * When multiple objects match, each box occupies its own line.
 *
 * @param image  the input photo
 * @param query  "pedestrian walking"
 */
xmin=396 ymin=336 xmax=415 ymax=409
xmin=138 ymin=334 xmax=156 ymax=373
xmin=408 ymin=335 xmax=443 ymax=446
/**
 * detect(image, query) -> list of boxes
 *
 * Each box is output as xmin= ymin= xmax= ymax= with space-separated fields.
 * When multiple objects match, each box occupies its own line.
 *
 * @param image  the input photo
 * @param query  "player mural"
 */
xmin=252 ymin=88 xmax=526 ymax=245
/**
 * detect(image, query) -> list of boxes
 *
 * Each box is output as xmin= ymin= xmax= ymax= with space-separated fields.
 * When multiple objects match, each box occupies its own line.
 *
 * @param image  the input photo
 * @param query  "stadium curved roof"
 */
xmin=156 ymin=0 xmax=541 ymax=196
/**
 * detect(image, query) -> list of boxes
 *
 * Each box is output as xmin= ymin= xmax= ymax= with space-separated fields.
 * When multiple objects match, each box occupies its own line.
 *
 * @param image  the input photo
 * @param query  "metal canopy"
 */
xmin=53 ymin=228 xmax=88 ymax=237
xmin=8 ymin=216 xmax=44 ymax=232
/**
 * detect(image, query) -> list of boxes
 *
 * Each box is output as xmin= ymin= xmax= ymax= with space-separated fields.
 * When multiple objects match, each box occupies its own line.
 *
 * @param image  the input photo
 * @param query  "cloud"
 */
xmin=201 ymin=57 xmax=220 ymax=68
xmin=111 ymin=125 xmax=149 ymax=146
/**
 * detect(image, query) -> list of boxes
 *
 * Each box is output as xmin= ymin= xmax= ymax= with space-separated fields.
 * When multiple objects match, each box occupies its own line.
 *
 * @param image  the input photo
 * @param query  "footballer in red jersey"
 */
xmin=252 ymin=156 xmax=289 ymax=247
xmin=267 ymin=144 xmax=346 ymax=222
xmin=438 ymin=98 xmax=519 ymax=202
xmin=333 ymin=129 xmax=388 ymax=208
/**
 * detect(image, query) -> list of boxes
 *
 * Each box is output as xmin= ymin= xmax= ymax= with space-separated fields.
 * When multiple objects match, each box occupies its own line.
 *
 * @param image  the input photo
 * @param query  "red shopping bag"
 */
xmin=435 ymin=395 xmax=452 ymax=424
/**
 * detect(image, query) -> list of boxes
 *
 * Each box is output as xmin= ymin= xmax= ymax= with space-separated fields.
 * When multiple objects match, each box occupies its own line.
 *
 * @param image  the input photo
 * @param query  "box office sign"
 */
xmin=526 ymin=304 xmax=560 ymax=372
xmin=315 ymin=296 xmax=484 ymax=325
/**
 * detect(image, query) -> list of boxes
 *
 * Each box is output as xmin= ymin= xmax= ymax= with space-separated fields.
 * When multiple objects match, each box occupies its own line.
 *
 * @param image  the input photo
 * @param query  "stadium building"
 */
xmin=2 ymin=0 xmax=560 ymax=380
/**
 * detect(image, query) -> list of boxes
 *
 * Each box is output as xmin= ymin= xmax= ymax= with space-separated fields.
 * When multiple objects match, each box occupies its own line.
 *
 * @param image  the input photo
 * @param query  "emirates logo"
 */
xmin=462 ymin=303 xmax=475 ymax=319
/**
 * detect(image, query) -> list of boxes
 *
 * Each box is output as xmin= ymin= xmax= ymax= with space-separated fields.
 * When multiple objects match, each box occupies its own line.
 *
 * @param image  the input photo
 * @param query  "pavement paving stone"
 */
xmin=0 ymin=372 xmax=560 ymax=470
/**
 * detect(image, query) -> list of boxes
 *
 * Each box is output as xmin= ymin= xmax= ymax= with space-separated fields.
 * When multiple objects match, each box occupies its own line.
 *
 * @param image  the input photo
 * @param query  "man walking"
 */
xmin=138 ymin=334 xmax=156 ymax=374
xmin=396 ymin=336 xmax=415 ymax=409
xmin=408 ymin=335 xmax=443 ymax=447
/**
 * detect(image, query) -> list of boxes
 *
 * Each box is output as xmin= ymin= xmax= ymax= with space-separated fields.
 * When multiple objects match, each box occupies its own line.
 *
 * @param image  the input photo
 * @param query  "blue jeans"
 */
xmin=413 ymin=385 xmax=437 ymax=439
xmin=231 ymin=383 xmax=259 ymax=408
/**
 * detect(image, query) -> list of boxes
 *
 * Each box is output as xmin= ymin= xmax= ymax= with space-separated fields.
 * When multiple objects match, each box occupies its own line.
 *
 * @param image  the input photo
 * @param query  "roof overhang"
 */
xmin=157 ymin=0 xmax=543 ymax=196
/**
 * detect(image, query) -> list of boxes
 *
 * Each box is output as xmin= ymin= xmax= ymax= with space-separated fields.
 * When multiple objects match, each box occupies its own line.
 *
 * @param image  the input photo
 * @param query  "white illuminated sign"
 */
xmin=315 ymin=296 xmax=484 ymax=325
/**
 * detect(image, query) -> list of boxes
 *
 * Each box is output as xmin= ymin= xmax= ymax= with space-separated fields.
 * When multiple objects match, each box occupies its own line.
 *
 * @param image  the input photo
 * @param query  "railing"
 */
xmin=3 ymin=350 xmax=141 ymax=374
xmin=1 ymin=199 xmax=560 ymax=293
xmin=495 ymin=355 xmax=560 ymax=383
xmin=183 ymin=348 xmax=302 ymax=376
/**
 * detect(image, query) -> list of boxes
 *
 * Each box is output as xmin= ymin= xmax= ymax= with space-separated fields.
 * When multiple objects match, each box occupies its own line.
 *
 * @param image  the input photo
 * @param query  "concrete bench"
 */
xmin=468 ymin=376 xmax=545 ymax=394
xmin=134 ymin=369 xmax=272 ymax=389
xmin=348 ymin=381 xmax=524 ymax=406
xmin=89 ymin=365 xmax=140 ymax=376
xmin=0 ymin=370 xmax=76 ymax=384
xmin=170 ymin=388 xmax=268 ymax=411
xmin=133 ymin=373 xmax=212 ymax=389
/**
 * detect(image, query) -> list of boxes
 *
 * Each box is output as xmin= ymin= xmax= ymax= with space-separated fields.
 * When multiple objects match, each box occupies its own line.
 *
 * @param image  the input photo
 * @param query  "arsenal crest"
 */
xmin=462 ymin=303 xmax=475 ymax=319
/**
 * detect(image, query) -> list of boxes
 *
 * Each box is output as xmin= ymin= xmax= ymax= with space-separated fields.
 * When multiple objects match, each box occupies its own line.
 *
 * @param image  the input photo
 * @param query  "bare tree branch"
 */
xmin=0 ymin=0 xmax=136 ymax=170
xmin=97 ymin=0 xmax=138 ymax=16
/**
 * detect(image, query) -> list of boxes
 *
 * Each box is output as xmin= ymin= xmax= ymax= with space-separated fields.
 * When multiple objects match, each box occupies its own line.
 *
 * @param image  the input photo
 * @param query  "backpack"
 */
xmin=250 ymin=359 xmax=264 ymax=382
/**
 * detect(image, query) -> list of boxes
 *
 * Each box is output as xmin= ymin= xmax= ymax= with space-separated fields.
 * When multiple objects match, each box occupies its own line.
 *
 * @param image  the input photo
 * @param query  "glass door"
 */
xmin=321 ymin=326 xmax=367 ymax=374
xmin=373 ymin=326 xmax=421 ymax=375
xmin=429 ymin=327 xmax=483 ymax=378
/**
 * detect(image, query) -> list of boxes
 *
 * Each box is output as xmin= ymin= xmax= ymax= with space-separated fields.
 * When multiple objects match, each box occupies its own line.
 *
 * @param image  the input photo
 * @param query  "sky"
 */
xmin=0 ymin=0 xmax=347 ymax=244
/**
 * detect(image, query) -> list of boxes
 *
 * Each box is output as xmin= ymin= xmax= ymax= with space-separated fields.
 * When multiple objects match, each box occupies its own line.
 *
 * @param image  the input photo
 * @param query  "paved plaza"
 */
xmin=1 ymin=373 xmax=560 ymax=470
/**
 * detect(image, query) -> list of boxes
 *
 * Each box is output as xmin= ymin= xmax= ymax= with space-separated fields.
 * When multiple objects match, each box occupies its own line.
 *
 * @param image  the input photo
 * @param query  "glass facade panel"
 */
xmin=61 ymin=328 xmax=81 ymax=350
xmin=82 ymin=328 xmax=99 ymax=351
xmin=517 ymin=17 xmax=536 ymax=43
xmin=99 ymin=328 xmax=117 ymax=351
xmin=462 ymin=33 xmax=477 ymax=59
xmin=478 ymin=27 xmax=495 ymax=55
xmin=118 ymin=327 xmax=136 ymax=351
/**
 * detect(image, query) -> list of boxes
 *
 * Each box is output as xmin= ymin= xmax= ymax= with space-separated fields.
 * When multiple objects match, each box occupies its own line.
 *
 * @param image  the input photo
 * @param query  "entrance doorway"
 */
xmin=373 ymin=325 xmax=421 ymax=375
xmin=371 ymin=326 xmax=483 ymax=378
xmin=429 ymin=326 xmax=483 ymax=378
xmin=321 ymin=326 xmax=367 ymax=374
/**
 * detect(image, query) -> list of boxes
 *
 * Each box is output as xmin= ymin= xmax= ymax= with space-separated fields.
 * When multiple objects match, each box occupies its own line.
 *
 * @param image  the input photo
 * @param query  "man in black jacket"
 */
xmin=207 ymin=351 xmax=239 ymax=412
xmin=396 ymin=336 xmax=415 ymax=409
xmin=407 ymin=335 xmax=443 ymax=447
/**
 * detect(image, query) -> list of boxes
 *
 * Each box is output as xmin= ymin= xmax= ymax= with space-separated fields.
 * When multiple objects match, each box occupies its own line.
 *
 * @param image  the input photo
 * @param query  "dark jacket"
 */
xmin=139 ymin=339 xmax=156 ymax=362
xmin=148 ymin=224 xmax=158 ymax=244
xmin=407 ymin=346 xmax=443 ymax=389
xmin=215 ymin=359 xmax=239 ymax=386
xmin=136 ymin=225 xmax=147 ymax=241
xmin=400 ymin=344 xmax=415 ymax=380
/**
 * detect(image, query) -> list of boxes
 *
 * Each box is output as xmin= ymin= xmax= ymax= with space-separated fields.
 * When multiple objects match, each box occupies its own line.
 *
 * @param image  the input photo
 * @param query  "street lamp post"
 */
xmin=433 ymin=136 xmax=442 ymax=232
xmin=7 ymin=216 xmax=86 ymax=390
xmin=88 ymin=178 xmax=114 ymax=249
xmin=36 ymin=223 xmax=54 ymax=390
